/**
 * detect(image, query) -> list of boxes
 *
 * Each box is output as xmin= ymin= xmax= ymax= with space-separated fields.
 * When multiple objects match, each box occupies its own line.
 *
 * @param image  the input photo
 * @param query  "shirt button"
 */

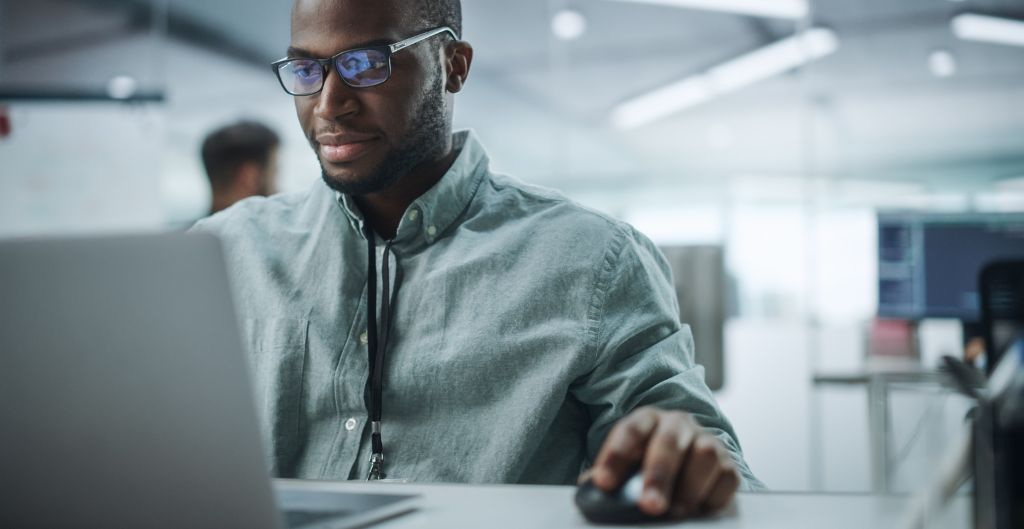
xmin=345 ymin=418 xmax=358 ymax=431
xmin=408 ymin=209 xmax=419 ymax=221
xmin=359 ymin=331 xmax=368 ymax=345
xmin=427 ymin=225 xmax=437 ymax=237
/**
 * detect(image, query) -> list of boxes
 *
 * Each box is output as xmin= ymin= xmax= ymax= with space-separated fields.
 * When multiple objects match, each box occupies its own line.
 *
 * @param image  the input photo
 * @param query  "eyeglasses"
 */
xmin=271 ymin=26 xmax=457 ymax=95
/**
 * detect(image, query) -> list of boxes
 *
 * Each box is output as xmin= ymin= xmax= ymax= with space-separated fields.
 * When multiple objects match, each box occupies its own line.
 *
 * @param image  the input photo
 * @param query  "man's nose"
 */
xmin=314 ymin=65 xmax=360 ymax=121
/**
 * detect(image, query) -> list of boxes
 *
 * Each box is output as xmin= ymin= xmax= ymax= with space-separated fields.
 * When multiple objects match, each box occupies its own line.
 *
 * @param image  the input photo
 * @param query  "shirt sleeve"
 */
xmin=571 ymin=224 xmax=764 ymax=491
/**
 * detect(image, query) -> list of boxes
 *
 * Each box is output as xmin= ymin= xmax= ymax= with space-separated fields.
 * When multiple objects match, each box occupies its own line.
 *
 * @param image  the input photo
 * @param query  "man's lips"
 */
xmin=316 ymin=133 xmax=379 ymax=163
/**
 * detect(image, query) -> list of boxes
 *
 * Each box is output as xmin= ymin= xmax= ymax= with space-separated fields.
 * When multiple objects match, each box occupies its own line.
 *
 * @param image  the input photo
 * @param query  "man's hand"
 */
xmin=585 ymin=407 xmax=740 ymax=518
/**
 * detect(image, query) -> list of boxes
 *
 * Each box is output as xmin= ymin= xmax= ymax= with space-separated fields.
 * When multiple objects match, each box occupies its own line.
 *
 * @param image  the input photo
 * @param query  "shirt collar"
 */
xmin=335 ymin=130 xmax=488 ymax=245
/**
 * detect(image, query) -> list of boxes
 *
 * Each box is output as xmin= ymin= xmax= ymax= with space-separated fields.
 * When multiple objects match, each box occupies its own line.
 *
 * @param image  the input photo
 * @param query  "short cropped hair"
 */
xmin=201 ymin=121 xmax=280 ymax=190
xmin=414 ymin=0 xmax=462 ymax=39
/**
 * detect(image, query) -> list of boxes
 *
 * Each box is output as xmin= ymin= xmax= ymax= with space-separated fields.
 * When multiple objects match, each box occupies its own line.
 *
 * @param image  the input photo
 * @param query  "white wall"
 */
xmin=0 ymin=103 xmax=164 ymax=237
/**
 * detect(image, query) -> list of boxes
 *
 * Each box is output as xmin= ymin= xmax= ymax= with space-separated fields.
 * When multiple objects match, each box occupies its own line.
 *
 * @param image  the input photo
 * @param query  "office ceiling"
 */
xmin=3 ymin=0 xmax=1024 ymax=201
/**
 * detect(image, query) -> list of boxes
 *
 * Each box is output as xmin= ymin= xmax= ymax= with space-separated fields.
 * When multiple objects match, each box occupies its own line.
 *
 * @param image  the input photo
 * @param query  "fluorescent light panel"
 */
xmin=611 ymin=78 xmax=713 ymax=130
xmin=612 ymin=28 xmax=838 ymax=129
xmin=707 ymin=28 xmax=838 ymax=91
xmin=952 ymin=13 xmax=1024 ymax=47
xmin=604 ymin=0 xmax=809 ymax=19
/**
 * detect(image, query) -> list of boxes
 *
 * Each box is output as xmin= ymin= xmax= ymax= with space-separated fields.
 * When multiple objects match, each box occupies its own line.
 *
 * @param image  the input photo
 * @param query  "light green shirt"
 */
xmin=192 ymin=131 xmax=761 ymax=489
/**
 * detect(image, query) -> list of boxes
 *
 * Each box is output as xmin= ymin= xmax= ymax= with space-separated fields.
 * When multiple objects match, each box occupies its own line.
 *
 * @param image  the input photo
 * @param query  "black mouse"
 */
xmin=575 ymin=472 xmax=666 ymax=525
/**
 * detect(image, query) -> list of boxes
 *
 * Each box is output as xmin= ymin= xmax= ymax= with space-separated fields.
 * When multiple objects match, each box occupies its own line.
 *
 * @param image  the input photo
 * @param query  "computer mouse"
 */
xmin=575 ymin=472 xmax=666 ymax=525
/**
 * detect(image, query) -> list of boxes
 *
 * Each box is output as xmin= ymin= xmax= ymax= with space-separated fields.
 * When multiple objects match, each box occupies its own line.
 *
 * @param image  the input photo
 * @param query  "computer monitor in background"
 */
xmin=660 ymin=246 xmax=726 ymax=391
xmin=877 ymin=212 xmax=1024 ymax=322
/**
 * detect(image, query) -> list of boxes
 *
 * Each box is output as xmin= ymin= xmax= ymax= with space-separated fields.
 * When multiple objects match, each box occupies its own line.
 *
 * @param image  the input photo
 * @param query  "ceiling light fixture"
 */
xmin=611 ymin=27 xmax=838 ymax=129
xmin=551 ymin=9 xmax=588 ymax=41
xmin=603 ymin=0 xmax=809 ymax=20
xmin=928 ymin=49 xmax=957 ymax=78
xmin=106 ymin=76 xmax=138 ymax=100
xmin=952 ymin=13 xmax=1024 ymax=48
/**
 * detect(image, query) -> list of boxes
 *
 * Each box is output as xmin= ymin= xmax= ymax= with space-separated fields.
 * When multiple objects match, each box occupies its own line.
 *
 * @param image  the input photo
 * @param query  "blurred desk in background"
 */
xmin=813 ymin=361 xmax=948 ymax=493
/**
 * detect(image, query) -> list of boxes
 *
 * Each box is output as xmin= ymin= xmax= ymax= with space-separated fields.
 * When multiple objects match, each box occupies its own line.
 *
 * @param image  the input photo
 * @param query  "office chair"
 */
xmin=979 ymin=260 xmax=1024 ymax=375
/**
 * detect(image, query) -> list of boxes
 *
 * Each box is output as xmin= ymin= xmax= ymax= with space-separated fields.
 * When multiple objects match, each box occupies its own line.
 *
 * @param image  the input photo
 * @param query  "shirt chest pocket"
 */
xmin=243 ymin=317 xmax=309 ymax=475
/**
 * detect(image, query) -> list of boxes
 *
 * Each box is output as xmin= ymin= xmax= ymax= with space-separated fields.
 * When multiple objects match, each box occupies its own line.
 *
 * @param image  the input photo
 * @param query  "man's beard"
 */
xmin=319 ymin=72 xmax=448 ymax=196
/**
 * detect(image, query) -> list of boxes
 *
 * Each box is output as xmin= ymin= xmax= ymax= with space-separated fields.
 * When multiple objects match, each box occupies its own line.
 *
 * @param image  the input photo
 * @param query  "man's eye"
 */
xmin=353 ymin=58 xmax=372 ymax=72
xmin=295 ymin=65 xmax=317 ymax=78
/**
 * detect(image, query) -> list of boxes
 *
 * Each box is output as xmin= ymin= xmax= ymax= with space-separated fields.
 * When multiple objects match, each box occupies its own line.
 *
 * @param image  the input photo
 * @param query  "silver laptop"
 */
xmin=0 ymin=232 xmax=418 ymax=529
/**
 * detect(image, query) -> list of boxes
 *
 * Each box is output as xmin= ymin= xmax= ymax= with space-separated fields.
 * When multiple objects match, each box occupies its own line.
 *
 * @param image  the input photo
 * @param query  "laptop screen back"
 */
xmin=0 ymin=233 xmax=281 ymax=529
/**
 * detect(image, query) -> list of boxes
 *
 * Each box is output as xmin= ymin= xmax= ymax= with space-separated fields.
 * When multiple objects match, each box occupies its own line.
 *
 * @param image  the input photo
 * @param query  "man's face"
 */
xmin=290 ymin=0 xmax=450 ymax=195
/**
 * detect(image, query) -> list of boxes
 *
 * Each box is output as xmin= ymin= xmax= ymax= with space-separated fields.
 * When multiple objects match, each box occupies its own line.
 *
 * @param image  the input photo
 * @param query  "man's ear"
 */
xmin=445 ymin=41 xmax=474 ymax=93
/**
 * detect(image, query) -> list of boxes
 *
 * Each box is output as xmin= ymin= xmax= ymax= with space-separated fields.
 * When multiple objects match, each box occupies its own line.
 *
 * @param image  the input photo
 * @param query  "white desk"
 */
xmin=275 ymin=480 xmax=970 ymax=529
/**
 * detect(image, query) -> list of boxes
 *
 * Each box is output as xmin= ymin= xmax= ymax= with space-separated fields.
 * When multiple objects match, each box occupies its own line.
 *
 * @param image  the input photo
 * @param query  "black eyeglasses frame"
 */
xmin=271 ymin=26 xmax=457 ymax=95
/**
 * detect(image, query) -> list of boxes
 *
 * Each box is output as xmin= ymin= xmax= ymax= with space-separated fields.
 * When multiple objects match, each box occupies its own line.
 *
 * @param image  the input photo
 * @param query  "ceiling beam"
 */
xmin=65 ymin=0 xmax=271 ymax=67
xmin=0 ymin=86 xmax=164 ymax=103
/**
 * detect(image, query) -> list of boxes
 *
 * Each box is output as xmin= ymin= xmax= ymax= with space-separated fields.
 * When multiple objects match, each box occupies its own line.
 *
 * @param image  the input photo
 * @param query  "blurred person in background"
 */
xmin=201 ymin=120 xmax=280 ymax=215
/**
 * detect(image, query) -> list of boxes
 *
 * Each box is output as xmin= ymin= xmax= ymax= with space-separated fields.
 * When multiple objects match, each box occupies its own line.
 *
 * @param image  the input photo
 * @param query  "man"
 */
xmin=200 ymin=120 xmax=280 ymax=214
xmin=193 ymin=0 xmax=762 ymax=518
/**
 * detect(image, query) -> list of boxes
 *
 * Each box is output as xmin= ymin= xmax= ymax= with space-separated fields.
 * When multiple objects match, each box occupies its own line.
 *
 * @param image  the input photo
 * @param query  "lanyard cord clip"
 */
xmin=367 ymin=452 xmax=385 ymax=481
xmin=367 ymin=420 xmax=385 ymax=480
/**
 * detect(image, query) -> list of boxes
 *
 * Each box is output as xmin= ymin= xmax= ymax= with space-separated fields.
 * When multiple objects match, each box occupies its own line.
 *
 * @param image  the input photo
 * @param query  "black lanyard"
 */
xmin=363 ymin=224 xmax=393 ymax=480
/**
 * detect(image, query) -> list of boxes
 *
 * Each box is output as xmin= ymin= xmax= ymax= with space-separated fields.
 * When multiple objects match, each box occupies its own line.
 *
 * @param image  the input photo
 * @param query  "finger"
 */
xmin=700 ymin=459 xmax=740 ymax=513
xmin=577 ymin=469 xmax=592 ymax=485
xmin=592 ymin=408 xmax=659 ymax=491
xmin=637 ymin=412 xmax=693 ymax=516
xmin=675 ymin=434 xmax=723 ymax=514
